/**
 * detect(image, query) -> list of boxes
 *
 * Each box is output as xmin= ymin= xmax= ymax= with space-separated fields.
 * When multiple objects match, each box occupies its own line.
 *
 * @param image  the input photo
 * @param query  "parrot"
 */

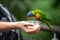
xmin=27 ymin=9 xmax=54 ymax=33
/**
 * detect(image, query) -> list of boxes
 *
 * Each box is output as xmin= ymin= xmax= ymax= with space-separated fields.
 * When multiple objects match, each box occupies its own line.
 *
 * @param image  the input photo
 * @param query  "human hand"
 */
xmin=15 ymin=21 xmax=41 ymax=34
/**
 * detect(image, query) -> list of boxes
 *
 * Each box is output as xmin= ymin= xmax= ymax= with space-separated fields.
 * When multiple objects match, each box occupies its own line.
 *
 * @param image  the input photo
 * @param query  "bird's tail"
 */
xmin=45 ymin=21 xmax=54 ymax=33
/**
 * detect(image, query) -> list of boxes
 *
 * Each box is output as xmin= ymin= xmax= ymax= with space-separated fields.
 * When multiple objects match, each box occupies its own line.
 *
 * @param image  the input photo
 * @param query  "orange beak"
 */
xmin=27 ymin=17 xmax=30 ymax=20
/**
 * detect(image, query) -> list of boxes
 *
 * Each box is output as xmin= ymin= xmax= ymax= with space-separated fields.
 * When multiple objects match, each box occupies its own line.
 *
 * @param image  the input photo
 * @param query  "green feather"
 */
xmin=37 ymin=18 xmax=54 ymax=33
xmin=42 ymin=19 xmax=54 ymax=33
xmin=30 ymin=9 xmax=54 ymax=33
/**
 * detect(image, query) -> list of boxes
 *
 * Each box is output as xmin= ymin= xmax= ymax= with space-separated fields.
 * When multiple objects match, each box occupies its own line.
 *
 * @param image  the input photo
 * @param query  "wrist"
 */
xmin=11 ymin=22 xmax=19 ymax=29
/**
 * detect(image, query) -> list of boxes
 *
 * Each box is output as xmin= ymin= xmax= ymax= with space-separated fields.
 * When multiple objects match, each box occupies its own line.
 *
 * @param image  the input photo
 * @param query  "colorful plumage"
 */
xmin=27 ymin=9 xmax=54 ymax=33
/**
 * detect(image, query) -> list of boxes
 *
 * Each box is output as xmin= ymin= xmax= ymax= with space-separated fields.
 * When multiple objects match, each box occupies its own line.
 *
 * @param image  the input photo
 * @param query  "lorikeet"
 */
xmin=27 ymin=9 xmax=54 ymax=33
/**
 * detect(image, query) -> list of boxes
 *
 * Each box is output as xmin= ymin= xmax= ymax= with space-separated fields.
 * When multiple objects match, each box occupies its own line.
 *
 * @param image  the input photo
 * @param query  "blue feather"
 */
xmin=27 ymin=11 xmax=33 ymax=17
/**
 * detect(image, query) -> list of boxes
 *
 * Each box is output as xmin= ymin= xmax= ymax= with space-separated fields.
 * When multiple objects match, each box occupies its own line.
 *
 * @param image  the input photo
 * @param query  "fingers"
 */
xmin=18 ymin=21 xmax=41 ymax=34
xmin=24 ymin=23 xmax=34 ymax=26
xmin=20 ymin=21 xmax=34 ymax=26
xmin=23 ymin=25 xmax=41 ymax=34
xmin=27 ymin=25 xmax=41 ymax=32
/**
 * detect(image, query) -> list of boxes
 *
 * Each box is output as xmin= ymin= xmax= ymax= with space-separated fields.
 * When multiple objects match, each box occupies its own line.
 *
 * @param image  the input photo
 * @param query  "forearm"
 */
xmin=0 ymin=22 xmax=17 ymax=31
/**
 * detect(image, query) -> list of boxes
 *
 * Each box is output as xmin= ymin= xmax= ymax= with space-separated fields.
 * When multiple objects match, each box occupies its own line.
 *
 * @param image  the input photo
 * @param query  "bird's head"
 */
xmin=27 ymin=9 xmax=41 ymax=20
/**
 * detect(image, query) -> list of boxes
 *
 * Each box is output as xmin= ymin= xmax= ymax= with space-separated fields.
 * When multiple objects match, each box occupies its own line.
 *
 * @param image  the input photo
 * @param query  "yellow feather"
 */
xmin=32 ymin=11 xmax=35 ymax=14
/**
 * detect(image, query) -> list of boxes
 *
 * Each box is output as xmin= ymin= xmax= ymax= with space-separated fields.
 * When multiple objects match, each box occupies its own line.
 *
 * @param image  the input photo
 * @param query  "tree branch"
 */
xmin=41 ymin=25 xmax=60 ymax=33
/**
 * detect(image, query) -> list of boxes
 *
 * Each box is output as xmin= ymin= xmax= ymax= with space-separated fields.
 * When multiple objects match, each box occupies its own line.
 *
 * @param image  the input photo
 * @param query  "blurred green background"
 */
xmin=0 ymin=0 xmax=60 ymax=40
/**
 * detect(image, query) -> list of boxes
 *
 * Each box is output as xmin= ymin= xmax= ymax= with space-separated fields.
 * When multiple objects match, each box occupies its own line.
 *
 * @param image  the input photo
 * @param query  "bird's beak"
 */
xmin=27 ymin=17 xmax=30 ymax=20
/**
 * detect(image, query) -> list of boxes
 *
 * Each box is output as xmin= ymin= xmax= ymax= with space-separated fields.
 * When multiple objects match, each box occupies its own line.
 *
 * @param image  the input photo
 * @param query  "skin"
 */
xmin=0 ymin=21 xmax=41 ymax=34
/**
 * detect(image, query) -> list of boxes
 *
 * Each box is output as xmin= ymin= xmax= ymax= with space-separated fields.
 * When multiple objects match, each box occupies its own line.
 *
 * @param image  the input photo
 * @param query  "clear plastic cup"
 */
xmin=26 ymin=20 xmax=40 ymax=28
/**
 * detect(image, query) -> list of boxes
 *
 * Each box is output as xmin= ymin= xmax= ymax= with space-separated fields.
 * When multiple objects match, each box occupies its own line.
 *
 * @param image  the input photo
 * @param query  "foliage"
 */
xmin=0 ymin=0 xmax=60 ymax=25
xmin=0 ymin=0 xmax=60 ymax=40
